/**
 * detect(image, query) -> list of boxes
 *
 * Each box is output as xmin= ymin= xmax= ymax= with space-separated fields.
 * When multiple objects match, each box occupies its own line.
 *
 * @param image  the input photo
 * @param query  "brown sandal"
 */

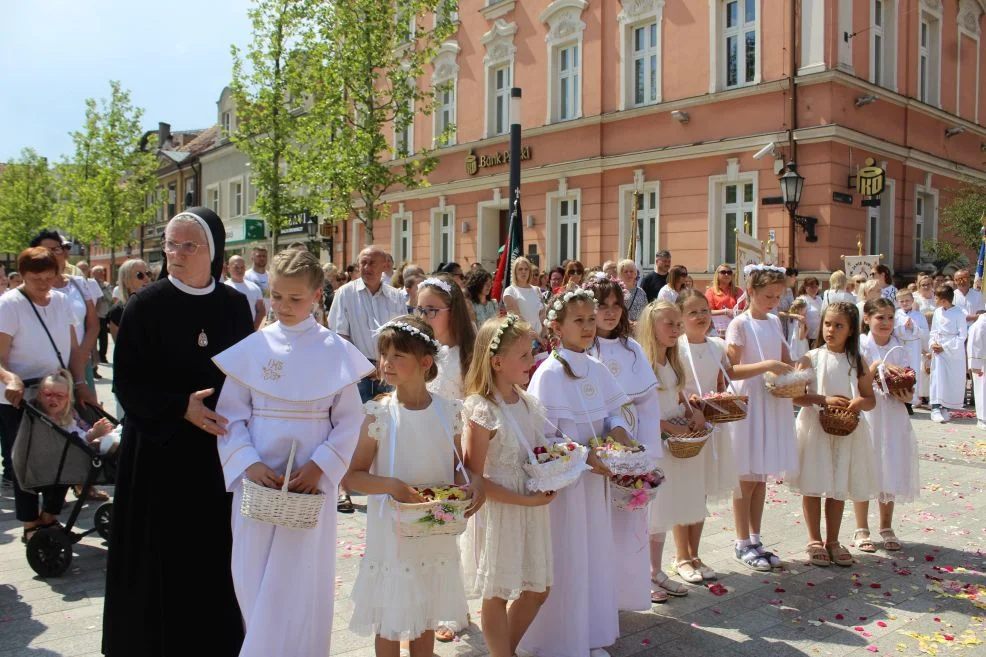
xmin=826 ymin=541 xmax=853 ymax=567
xmin=879 ymin=528 xmax=901 ymax=551
xmin=853 ymin=529 xmax=877 ymax=553
xmin=806 ymin=541 xmax=830 ymax=566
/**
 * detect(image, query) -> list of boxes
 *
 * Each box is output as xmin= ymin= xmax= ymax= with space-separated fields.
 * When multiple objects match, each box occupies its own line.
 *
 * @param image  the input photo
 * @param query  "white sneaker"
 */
xmin=930 ymin=409 xmax=945 ymax=423
xmin=942 ymin=408 xmax=952 ymax=422
xmin=590 ymin=650 xmax=611 ymax=657
xmin=977 ymin=421 xmax=986 ymax=430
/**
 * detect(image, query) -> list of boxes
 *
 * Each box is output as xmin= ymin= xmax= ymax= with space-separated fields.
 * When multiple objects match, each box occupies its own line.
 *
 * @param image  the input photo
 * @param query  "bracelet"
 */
xmin=74 ymin=382 xmax=87 ymax=387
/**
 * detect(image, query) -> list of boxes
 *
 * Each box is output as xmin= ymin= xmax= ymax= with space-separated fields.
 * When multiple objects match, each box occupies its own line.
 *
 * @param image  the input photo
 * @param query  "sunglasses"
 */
xmin=718 ymin=270 xmax=733 ymax=276
xmin=135 ymin=271 xmax=151 ymax=281
xmin=414 ymin=306 xmax=450 ymax=319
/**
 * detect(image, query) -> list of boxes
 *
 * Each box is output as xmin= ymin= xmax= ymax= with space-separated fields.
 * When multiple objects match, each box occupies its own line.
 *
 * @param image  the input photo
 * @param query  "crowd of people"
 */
xmin=1 ymin=209 xmax=985 ymax=657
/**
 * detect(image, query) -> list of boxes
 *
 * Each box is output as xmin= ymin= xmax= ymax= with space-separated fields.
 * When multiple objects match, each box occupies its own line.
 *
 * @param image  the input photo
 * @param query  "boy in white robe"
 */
xmin=213 ymin=250 xmax=373 ymax=657
xmin=894 ymin=290 xmax=929 ymax=409
xmin=929 ymin=285 xmax=969 ymax=424
xmin=967 ymin=313 xmax=986 ymax=430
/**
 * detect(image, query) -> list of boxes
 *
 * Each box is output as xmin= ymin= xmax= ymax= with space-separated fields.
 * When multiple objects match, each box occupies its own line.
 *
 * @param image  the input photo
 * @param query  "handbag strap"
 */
xmin=17 ymin=289 xmax=66 ymax=369
xmin=387 ymin=393 xmax=468 ymax=483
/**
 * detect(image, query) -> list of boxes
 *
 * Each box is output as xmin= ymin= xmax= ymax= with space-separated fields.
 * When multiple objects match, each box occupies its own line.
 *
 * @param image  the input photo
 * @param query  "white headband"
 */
xmin=375 ymin=320 xmax=441 ymax=352
xmin=172 ymin=212 xmax=215 ymax=261
xmin=743 ymin=263 xmax=786 ymax=277
xmin=420 ymin=277 xmax=452 ymax=295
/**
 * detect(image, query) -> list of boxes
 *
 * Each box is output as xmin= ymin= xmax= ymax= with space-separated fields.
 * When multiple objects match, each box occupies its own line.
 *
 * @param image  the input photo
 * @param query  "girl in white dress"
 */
xmin=461 ymin=314 xmax=554 ymax=657
xmin=587 ymin=278 xmax=663 ymax=607
xmin=417 ymin=275 xmax=476 ymax=401
xmin=789 ymin=302 xmax=877 ymax=567
xmin=635 ymin=301 xmax=703 ymax=599
xmin=929 ymin=286 xmax=968 ymax=423
xmin=522 ymin=288 xmax=633 ymax=657
xmin=346 ymin=316 xmax=473 ymax=656
xmin=893 ymin=290 xmax=929 ymax=408
xmin=676 ymin=291 xmax=738 ymax=550
xmin=787 ymin=298 xmax=810 ymax=361
xmin=725 ymin=266 xmax=799 ymax=572
xmin=855 ymin=298 xmax=920 ymax=554
xmin=213 ymin=251 xmax=373 ymax=657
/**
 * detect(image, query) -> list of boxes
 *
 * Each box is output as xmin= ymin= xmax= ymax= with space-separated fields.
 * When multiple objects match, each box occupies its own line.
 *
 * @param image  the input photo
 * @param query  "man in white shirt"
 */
xmin=380 ymin=252 xmax=395 ymax=286
xmin=244 ymin=246 xmax=270 ymax=316
xmin=225 ymin=255 xmax=266 ymax=330
xmin=328 ymin=246 xmax=405 ymax=402
xmin=952 ymin=269 xmax=984 ymax=324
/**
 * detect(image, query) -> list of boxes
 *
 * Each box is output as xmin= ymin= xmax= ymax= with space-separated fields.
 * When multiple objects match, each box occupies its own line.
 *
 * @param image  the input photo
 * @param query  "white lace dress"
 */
xmin=348 ymin=394 xmax=469 ymax=641
xmin=460 ymin=394 xmax=553 ymax=600
xmin=428 ymin=345 xmax=463 ymax=400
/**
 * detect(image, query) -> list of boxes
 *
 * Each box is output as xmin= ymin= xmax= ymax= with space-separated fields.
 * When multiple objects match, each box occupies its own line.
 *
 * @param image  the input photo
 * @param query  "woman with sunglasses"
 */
xmin=657 ymin=265 xmax=689 ymax=304
xmin=556 ymin=260 xmax=585 ymax=294
xmin=706 ymin=265 xmax=742 ymax=335
xmin=915 ymin=274 xmax=937 ymax=313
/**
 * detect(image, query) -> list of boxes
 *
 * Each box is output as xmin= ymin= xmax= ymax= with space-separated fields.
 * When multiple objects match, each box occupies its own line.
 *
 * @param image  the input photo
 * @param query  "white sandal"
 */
xmin=652 ymin=572 xmax=689 ymax=597
xmin=674 ymin=559 xmax=705 ymax=584
xmin=692 ymin=558 xmax=718 ymax=581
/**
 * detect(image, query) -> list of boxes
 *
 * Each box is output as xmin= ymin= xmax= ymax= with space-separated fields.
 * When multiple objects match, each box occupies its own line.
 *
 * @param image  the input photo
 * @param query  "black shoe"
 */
xmin=99 ymin=357 xmax=109 ymax=364
xmin=337 ymin=493 xmax=355 ymax=514
xmin=93 ymin=371 xmax=103 ymax=380
xmin=906 ymin=403 xmax=914 ymax=416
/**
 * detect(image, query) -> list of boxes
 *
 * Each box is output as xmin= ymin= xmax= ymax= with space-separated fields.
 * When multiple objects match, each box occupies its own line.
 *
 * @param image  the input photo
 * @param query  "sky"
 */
xmin=0 ymin=0 xmax=253 ymax=162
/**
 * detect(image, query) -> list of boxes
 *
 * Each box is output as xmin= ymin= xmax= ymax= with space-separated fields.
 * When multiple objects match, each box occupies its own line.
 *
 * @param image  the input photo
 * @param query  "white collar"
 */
xmin=168 ymin=275 xmax=215 ymax=296
xmin=280 ymin=316 xmax=317 ymax=333
xmin=355 ymin=277 xmax=385 ymax=295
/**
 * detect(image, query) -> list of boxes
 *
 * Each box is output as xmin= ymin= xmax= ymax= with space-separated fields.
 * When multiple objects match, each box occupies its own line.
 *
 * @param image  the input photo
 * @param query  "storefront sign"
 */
xmin=465 ymin=145 xmax=532 ymax=175
xmin=280 ymin=211 xmax=317 ymax=236
xmin=855 ymin=158 xmax=885 ymax=196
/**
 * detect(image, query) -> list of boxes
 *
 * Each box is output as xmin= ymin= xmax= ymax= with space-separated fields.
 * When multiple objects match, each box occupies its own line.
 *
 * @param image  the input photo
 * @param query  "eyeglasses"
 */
xmin=414 ymin=306 xmax=450 ymax=319
xmin=46 ymin=246 xmax=65 ymax=255
xmin=718 ymin=270 xmax=733 ymax=276
xmin=39 ymin=390 xmax=68 ymax=400
xmin=135 ymin=271 xmax=151 ymax=281
xmin=163 ymin=240 xmax=204 ymax=256
xmin=868 ymin=272 xmax=879 ymax=278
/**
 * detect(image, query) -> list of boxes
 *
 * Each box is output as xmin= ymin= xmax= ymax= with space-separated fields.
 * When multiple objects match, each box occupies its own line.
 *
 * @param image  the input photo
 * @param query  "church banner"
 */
xmin=735 ymin=231 xmax=763 ymax=290
xmin=843 ymin=255 xmax=881 ymax=280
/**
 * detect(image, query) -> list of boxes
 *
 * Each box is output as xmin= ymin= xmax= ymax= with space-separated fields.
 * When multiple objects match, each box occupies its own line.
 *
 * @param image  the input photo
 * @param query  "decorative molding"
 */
xmin=959 ymin=0 xmax=983 ymax=35
xmin=633 ymin=168 xmax=645 ymax=189
xmin=482 ymin=20 xmax=518 ymax=67
xmin=482 ymin=0 xmax=516 ymax=21
xmin=432 ymin=41 xmax=461 ymax=83
xmin=920 ymin=0 xmax=943 ymax=17
xmin=540 ymin=0 xmax=588 ymax=45
xmin=618 ymin=0 xmax=665 ymax=24
xmin=492 ymin=187 xmax=502 ymax=202
xmin=725 ymin=158 xmax=740 ymax=182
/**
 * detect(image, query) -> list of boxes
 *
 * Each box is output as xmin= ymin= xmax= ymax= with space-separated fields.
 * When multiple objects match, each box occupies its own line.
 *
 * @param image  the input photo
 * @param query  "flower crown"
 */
xmin=543 ymin=288 xmax=598 ymax=328
xmin=582 ymin=274 xmax=628 ymax=296
xmin=419 ymin=277 xmax=452 ymax=295
xmin=490 ymin=313 xmax=520 ymax=354
xmin=743 ymin=263 xmax=786 ymax=277
xmin=376 ymin=320 xmax=441 ymax=353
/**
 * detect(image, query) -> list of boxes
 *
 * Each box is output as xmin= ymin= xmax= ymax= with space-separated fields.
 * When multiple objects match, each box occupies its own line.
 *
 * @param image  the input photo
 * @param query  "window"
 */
xmin=208 ymin=186 xmax=220 ymax=215
xmin=222 ymin=111 xmax=232 ymax=135
xmin=432 ymin=42 xmax=460 ymax=146
xmin=558 ymin=197 xmax=580 ymax=264
xmin=393 ymin=211 xmax=413 ymax=263
xmin=231 ymin=180 xmax=243 ymax=217
xmin=914 ymin=188 xmax=937 ymax=264
xmin=439 ymin=213 xmax=452 ymax=263
xmin=395 ymin=100 xmax=413 ymax=157
xmin=490 ymin=65 xmax=512 ymax=136
xmin=632 ymin=22 xmax=659 ymax=106
xmin=721 ymin=182 xmax=754 ymax=264
xmin=436 ymin=85 xmax=456 ymax=146
xmin=557 ymin=44 xmax=580 ymax=121
xmin=167 ymin=182 xmax=176 ymax=218
xmin=870 ymin=0 xmax=897 ymax=91
xmin=396 ymin=5 xmax=415 ymax=44
xmin=435 ymin=0 xmax=458 ymax=24
xmin=248 ymin=178 xmax=258 ymax=212
xmin=722 ymin=0 xmax=757 ymax=88
xmin=184 ymin=177 xmax=195 ymax=209
xmin=634 ymin=190 xmax=659 ymax=269
xmin=865 ymin=178 xmax=895 ymax=261
xmin=917 ymin=4 xmax=941 ymax=106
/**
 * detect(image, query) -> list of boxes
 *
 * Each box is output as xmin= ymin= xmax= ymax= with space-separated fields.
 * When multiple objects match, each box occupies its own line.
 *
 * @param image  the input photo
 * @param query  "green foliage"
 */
xmin=923 ymin=239 xmax=966 ymax=272
xmin=0 ymin=148 xmax=54 ymax=253
xmin=55 ymin=81 xmax=158 ymax=261
xmin=230 ymin=0 xmax=316 ymax=251
xmin=305 ymin=0 xmax=458 ymax=243
xmin=940 ymin=182 xmax=986 ymax=251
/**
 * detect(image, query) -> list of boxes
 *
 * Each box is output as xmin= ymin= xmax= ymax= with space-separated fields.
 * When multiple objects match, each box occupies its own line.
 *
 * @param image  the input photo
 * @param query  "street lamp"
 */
xmin=779 ymin=161 xmax=817 ymax=266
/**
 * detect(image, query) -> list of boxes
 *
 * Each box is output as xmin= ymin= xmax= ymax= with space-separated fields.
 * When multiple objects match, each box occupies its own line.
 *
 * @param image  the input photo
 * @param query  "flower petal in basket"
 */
xmin=524 ymin=442 xmax=590 ymax=493
xmin=389 ymin=486 xmax=472 ymax=539
xmin=609 ymin=469 xmax=664 ymax=511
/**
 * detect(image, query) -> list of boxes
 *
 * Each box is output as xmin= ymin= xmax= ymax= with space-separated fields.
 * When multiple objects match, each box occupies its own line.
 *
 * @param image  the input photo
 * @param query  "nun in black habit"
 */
xmin=103 ymin=208 xmax=253 ymax=657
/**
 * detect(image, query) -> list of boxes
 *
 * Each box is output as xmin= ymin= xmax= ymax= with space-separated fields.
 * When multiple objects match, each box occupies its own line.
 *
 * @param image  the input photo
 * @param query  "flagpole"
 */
xmin=509 ymin=87 xmax=522 ymax=240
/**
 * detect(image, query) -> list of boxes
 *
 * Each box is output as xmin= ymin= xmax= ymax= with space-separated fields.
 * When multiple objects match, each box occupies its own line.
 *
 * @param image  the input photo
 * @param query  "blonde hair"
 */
xmin=744 ymin=268 xmax=787 ymax=314
xmin=858 ymin=279 xmax=880 ymax=300
xmin=39 ymin=369 xmax=75 ymax=427
xmin=464 ymin=315 xmax=534 ymax=400
xmin=789 ymin=297 xmax=808 ymax=314
xmin=635 ymin=301 xmax=685 ymax=393
xmin=617 ymin=259 xmax=637 ymax=276
xmin=510 ymin=256 xmax=534 ymax=286
xmin=117 ymin=259 xmax=149 ymax=302
xmin=896 ymin=288 xmax=914 ymax=300
xmin=271 ymin=249 xmax=324 ymax=289
xmin=322 ymin=262 xmax=340 ymax=279
xmin=829 ymin=270 xmax=847 ymax=291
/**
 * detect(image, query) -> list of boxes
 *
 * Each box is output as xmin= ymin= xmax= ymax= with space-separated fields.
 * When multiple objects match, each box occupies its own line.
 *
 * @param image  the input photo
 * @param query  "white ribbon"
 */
xmin=494 ymin=392 xmax=538 ymax=463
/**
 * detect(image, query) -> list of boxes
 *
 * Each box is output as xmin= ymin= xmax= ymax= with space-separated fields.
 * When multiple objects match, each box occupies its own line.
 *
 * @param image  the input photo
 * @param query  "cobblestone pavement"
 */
xmin=2 ymin=365 xmax=985 ymax=657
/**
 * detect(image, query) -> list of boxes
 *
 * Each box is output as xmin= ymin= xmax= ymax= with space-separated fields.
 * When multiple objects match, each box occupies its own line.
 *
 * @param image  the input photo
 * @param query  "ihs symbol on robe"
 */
xmin=581 ymin=382 xmax=597 ymax=398
xmin=262 ymin=359 xmax=285 ymax=381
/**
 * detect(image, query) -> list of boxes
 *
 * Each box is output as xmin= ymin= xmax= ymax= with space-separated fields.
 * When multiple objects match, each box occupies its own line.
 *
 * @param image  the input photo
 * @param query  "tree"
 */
xmin=230 ymin=0 xmax=316 ymax=252
xmin=0 ymin=148 xmax=54 ymax=253
xmin=56 ymin=81 xmax=159 ymax=275
xmin=939 ymin=182 xmax=986 ymax=251
xmin=308 ymin=0 xmax=458 ymax=243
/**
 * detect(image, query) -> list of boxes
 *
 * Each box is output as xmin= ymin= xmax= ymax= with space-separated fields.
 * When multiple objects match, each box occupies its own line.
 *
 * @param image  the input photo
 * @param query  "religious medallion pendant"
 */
xmin=197 ymin=329 xmax=209 ymax=348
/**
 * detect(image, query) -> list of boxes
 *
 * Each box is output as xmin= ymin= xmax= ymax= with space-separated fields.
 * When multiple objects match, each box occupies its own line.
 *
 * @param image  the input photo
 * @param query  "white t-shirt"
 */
xmin=54 ymin=275 xmax=95 ymax=344
xmin=657 ymin=285 xmax=679 ymax=304
xmin=502 ymin=284 xmax=544 ymax=329
xmin=225 ymin=279 xmax=263 ymax=317
xmin=244 ymin=269 xmax=271 ymax=312
xmin=0 ymin=289 xmax=74 ymax=405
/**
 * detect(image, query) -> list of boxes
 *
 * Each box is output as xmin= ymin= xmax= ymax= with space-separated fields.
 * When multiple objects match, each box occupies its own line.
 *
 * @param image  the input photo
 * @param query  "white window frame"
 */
xmin=864 ymin=177 xmax=896 ymax=264
xmin=546 ymin=181 xmax=582 ymax=267
xmin=432 ymin=41 xmax=460 ymax=147
xmin=394 ymin=98 xmax=414 ymax=158
xmin=206 ymin=184 xmax=221 ymax=216
xmin=914 ymin=177 xmax=939 ymax=265
xmin=709 ymin=0 xmax=761 ymax=92
xmin=707 ymin=161 xmax=757 ymax=271
xmin=618 ymin=178 xmax=662 ymax=272
xmin=433 ymin=0 xmax=458 ymax=26
xmin=222 ymin=110 xmax=233 ymax=135
xmin=956 ymin=0 xmax=983 ymax=120
xmin=556 ymin=43 xmax=581 ymax=122
xmin=430 ymin=204 xmax=456 ymax=270
xmin=618 ymin=0 xmax=664 ymax=110
xmin=229 ymin=178 xmax=244 ymax=218
xmin=482 ymin=19 xmax=518 ymax=138
xmin=541 ymin=0 xmax=587 ymax=125
xmin=183 ymin=177 xmax=195 ymax=209
xmin=917 ymin=1 xmax=942 ymax=107
xmin=392 ymin=206 xmax=413 ymax=264
xmin=869 ymin=0 xmax=898 ymax=92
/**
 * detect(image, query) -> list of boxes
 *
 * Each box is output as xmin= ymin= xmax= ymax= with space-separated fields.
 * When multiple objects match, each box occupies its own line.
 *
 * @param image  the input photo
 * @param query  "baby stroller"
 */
xmin=11 ymin=401 xmax=118 ymax=577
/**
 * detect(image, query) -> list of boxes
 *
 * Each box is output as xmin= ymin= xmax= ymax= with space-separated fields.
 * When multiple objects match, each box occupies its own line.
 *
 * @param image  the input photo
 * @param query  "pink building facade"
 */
xmin=332 ymin=0 xmax=986 ymax=280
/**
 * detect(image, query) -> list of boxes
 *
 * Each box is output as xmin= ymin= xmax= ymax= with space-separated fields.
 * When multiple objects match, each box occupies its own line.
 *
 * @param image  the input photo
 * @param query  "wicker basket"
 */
xmin=610 ymin=478 xmax=663 ymax=511
xmin=700 ymin=394 xmax=749 ymax=424
xmin=764 ymin=369 xmax=813 ymax=398
xmin=598 ymin=446 xmax=656 ymax=476
xmin=818 ymin=405 xmax=860 ymax=436
xmin=661 ymin=419 xmax=714 ymax=459
xmin=390 ymin=486 xmax=472 ymax=539
xmin=882 ymin=366 xmax=916 ymax=393
xmin=523 ymin=443 xmax=590 ymax=493
xmin=240 ymin=442 xmax=325 ymax=530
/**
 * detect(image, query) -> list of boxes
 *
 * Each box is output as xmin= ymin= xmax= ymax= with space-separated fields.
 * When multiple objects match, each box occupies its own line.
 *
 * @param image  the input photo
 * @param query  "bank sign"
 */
xmin=465 ymin=145 xmax=532 ymax=175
